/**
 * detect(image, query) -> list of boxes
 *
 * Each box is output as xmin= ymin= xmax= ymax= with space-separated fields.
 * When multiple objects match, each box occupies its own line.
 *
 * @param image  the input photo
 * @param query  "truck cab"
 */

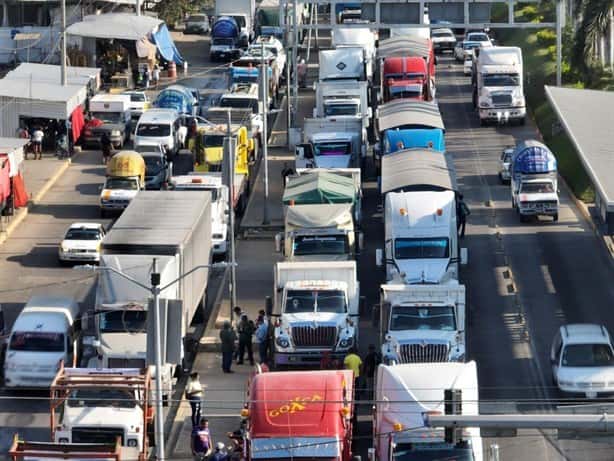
xmin=377 ymin=190 xmax=463 ymax=284
xmin=210 ymin=16 xmax=242 ymax=61
xmin=383 ymin=128 xmax=445 ymax=154
xmin=99 ymin=151 xmax=145 ymax=217
xmin=269 ymin=261 xmax=360 ymax=367
xmin=84 ymin=94 xmax=131 ymax=148
xmin=51 ymin=366 xmax=153 ymax=455
xmin=376 ymin=283 xmax=466 ymax=364
xmin=191 ymin=124 xmax=254 ymax=172
xmin=382 ymin=57 xmax=429 ymax=102
xmin=218 ymin=84 xmax=264 ymax=146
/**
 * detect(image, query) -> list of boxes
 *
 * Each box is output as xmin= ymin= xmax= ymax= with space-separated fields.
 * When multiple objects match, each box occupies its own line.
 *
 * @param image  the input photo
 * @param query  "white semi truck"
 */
xmin=372 ymin=361 xmax=482 ymax=461
xmin=295 ymin=118 xmax=366 ymax=169
xmin=319 ymin=48 xmax=366 ymax=82
xmin=267 ymin=261 xmax=361 ymax=367
xmin=314 ymin=81 xmax=371 ymax=132
xmin=86 ymin=191 xmax=212 ymax=397
xmin=331 ymin=27 xmax=376 ymax=80
xmin=473 ymin=46 xmax=526 ymax=125
xmin=376 ymin=283 xmax=466 ymax=364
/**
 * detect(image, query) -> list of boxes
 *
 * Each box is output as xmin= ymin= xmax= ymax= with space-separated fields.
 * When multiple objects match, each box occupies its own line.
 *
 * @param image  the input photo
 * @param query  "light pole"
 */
xmin=260 ymin=42 xmax=269 ymax=225
xmin=77 ymin=260 xmax=235 ymax=461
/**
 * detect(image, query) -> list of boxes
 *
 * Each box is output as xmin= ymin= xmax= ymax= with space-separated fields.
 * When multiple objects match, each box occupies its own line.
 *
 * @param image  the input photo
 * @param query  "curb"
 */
xmin=0 ymin=159 xmax=72 ymax=246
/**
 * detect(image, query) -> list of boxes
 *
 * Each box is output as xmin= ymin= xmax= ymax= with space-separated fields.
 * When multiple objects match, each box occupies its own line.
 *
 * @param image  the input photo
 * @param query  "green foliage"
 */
xmin=536 ymin=29 xmax=556 ymax=47
xmin=154 ymin=0 xmax=207 ymax=29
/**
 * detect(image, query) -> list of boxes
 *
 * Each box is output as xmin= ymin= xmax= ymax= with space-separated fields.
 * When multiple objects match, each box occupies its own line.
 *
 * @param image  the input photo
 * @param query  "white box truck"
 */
xmin=319 ymin=48 xmax=366 ymax=82
xmin=331 ymin=27 xmax=376 ymax=80
xmin=84 ymin=94 xmax=131 ymax=148
xmin=267 ymin=261 xmax=361 ymax=367
xmin=375 ymin=283 xmax=466 ymax=364
xmin=473 ymin=46 xmax=526 ymax=125
xmin=215 ymin=0 xmax=256 ymax=47
xmin=295 ymin=118 xmax=366 ymax=169
xmin=372 ymin=361 xmax=482 ymax=461
xmin=86 ymin=191 xmax=212 ymax=396
xmin=314 ymin=80 xmax=371 ymax=132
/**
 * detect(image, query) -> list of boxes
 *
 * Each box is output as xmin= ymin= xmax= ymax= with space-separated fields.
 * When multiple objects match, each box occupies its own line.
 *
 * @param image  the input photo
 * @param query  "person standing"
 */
xmin=178 ymin=123 xmax=188 ymax=149
xmin=255 ymin=316 xmax=268 ymax=364
xmin=143 ymin=67 xmax=150 ymax=89
xmin=152 ymin=64 xmax=161 ymax=88
xmin=32 ymin=127 xmax=44 ymax=160
xmin=191 ymin=418 xmax=212 ymax=460
xmin=220 ymin=321 xmax=236 ymax=373
xmin=100 ymin=131 xmax=112 ymax=164
xmin=363 ymin=344 xmax=382 ymax=401
xmin=237 ymin=314 xmax=255 ymax=366
xmin=457 ymin=193 xmax=470 ymax=238
xmin=185 ymin=372 xmax=204 ymax=427
xmin=343 ymin=347 xmax=363 ymax=399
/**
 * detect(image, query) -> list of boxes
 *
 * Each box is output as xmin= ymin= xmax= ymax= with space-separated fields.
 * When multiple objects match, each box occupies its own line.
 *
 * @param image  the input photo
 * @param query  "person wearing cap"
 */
xmin=185 ymin=372 xmax=204 ymax=427
xmin=210 ymin=442 xmax=229 ymax=461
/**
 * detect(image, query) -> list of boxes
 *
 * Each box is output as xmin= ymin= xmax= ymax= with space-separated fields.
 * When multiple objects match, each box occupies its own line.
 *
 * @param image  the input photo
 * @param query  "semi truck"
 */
xmin=381 ymin=56 xmax=429 ymax=102
xmin=267 ymin=261 xmax=360 ymax=367
xmin=372 ymin=362 xmax=482 ymax=461
xmin=50 ymin=365 xmax=153 ymax=459
xmin=510 ymin=139 xmax=559 ymax=222
xmin=210 ymin=16 xmax=242 ymax=61
xmin=99 ymin=151 xmax=145 ymax=218
xmin=319 ymin=48 xmax=366 ymax=82
xmin=244 ymin=368 xmax=355 ymax=461
xmin=473 ymin=46 xmax=525 ymax=125
xmin=375 ymin=283 xmax=466 ymax=364
xmin=314 ymin=81 xmax=371 ymax=131
xmin=87 ymin=191 xmax=212 ymax=396
xmin=295 ymin=118 xmax=365 ymax=169
xmin=214 ymin=0 xmax=256 ymax=47
xmin=331 ymin=27 xmax=376 ymax=80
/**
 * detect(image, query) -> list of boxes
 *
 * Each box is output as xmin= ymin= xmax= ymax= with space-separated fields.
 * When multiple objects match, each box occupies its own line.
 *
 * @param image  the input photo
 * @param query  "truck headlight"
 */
xmin=111 ymin=130 xmax=121 ymax=136
xmin=276 ymin=337 xmax=289 ymax=348
xmin=479 ymin=98 xmax=491 ymax=108
xmin=339 ymin=338 xmax=353 ymax=348
xmin=59 ymin=438 xmax=69 ymax=444
xmin=127 ymin=439 xmax=138 ymax=447
xmin=5 ymin=361 xmax=17 ymax=370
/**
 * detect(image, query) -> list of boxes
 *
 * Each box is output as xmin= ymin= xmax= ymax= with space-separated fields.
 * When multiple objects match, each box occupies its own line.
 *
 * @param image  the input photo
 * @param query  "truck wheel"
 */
xmin=553 ymin=213 xmax=559 ymax=222
xmin=479 ymin=118 xmax=487 ymax=127
xmin=519 ymin=117 xmax=526 ymax=126
xmin=519 ymin=214 xmax=527 ymax=223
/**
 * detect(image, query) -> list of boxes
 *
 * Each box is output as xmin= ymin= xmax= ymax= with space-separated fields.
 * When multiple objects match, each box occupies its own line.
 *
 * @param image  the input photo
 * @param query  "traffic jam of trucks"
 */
xmin=1 ymin=4 xmax=569 ymax=459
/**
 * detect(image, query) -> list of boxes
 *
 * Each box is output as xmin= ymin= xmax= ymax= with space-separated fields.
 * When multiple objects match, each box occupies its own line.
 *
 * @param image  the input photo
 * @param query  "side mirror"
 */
xmin=295 ymin=146 xmax=305 ymax=159
xmin=375 ymin=248 xmax=383 ymax=267
xmin=357 ymin=232 xmax=364 ymax=252
xmin=274 ymin=233 xmax=283 ymax=252
xmin=265 ymin=296 xmax=273 ymax=317
xmin=460 ymin=247 xmax=468 ymax=265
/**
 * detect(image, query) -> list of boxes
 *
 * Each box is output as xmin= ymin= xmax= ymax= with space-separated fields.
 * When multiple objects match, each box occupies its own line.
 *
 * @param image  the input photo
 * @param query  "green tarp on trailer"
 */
xmin=283 ymin=171 xmax=356 ymax=205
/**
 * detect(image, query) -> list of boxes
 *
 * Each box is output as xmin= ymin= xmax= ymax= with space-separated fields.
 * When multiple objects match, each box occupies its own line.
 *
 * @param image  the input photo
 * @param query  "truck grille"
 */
xmin=398 ymin=343 xmax=449 ymax=363
xmin=292 ymin=325 xmax=337 ymax=348
xmin=72 ymin=427 xmax=124 ymax=445
xmin=492 ymin=94 xmax=512 ymax=106
xmin=108 ymin=358 xmax=146 ymax=369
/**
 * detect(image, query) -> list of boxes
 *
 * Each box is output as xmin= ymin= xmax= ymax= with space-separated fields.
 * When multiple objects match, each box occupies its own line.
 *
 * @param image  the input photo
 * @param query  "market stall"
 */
xmin=0 ymin=138 xmax=29 ymax=216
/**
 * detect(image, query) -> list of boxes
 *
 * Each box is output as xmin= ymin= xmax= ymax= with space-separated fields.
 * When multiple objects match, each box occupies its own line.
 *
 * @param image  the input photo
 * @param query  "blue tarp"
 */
xmin=512 ymin=140 xmax=557 ymax=175
xmin=152 ymin=24 xmax=184 ymax=65
xmin=384 ymin=128 xmax=446 ymax=154
xmin=155 ymin=88 xmax=192 ymax=114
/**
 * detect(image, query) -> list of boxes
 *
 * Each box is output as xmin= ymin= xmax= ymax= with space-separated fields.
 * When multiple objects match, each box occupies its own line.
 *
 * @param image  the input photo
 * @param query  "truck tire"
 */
xmin=100 ymin=209 xmax=107 ymax=219
xmin=519 ymin=116 xmax=526 ymax=126
xmin=519 ymin=214 xmax=527 ymax=223
xmin=553 ymin=213 xmax=559 ymax=222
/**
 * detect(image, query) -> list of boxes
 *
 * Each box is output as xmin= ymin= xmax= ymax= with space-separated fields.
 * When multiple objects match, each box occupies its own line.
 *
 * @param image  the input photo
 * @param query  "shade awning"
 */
xmin=283 ymin=171 xmax=356 ymax=205
xmin=376 ymin=100 xmax=444 ymax=132
xmin=66 ymin=13 xmax=162 ymax=41
xmin=152 ymin=24 xmax=184 ymax=64
xmin=381 ymin=148 xmax=458 ymax=194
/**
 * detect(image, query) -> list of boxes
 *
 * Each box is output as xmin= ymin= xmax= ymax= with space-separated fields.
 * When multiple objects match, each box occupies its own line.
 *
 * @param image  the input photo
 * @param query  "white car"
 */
xmin=184 ymin=14 xmax=210 ymax=34
xmin=123 ymin=91 xmax=150 ymax=125
xmin=499 ymin=147 xmax=513 ymax=183
xmin=58 ymin=223 xmax=105 ymax=265
xmin=551 ymin=324 xmax=614 ymax=398
xmin=465 ymin=31 xmax=493 ymax=48
xmin=454 ymin=40 xmax=482 ymax=62
xmin=431 ymin=28 xmax=456 ymax=54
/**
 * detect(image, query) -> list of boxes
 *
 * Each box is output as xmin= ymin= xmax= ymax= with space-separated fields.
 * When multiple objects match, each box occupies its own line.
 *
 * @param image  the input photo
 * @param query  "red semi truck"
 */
xmin=382 ymin=56 xmax=429 ymax=102
xmin=243 ymin=369 xmax=356 ymax=461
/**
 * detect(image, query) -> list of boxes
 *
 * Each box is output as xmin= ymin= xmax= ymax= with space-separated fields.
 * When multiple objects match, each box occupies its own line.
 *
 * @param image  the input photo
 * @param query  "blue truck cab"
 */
xmin=383 ymin=128 xmax=446 ymax=155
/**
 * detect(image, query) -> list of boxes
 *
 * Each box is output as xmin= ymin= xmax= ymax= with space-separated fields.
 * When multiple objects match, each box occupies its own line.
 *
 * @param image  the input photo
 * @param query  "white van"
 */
xmin=4 ymin=296 xmax=80 ymax=389
xmin=134 ymin=109 xmax=181 ymax=155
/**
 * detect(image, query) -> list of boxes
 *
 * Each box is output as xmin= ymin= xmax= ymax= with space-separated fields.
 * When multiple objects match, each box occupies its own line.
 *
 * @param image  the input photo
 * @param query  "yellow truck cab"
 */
xmin=99 ymin=151 xmax=145 ymax=217
xmin=190 ymin=124 xmax=254 ymax=175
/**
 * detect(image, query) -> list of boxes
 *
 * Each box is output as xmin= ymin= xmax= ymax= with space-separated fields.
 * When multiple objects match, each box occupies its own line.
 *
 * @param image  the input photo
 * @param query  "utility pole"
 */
xmin=556 ymin=0 xmax=563 ymax=86
xmin=285 ymin=10 xmax=292 ymax=145
xmin=151 ymin=258 xmax=165 ymax=461
xmin=135 ymin=0 xmax=141 ymax=15
xmin=260 ymin=42 xmax=270 ymax=225
xmin=292 ymin=0 xmax=299 ymax=116
xmin=224 ymin=110 xmax=238 ymax=318
xmin=60 ymin=0 xmax=67 ymax=85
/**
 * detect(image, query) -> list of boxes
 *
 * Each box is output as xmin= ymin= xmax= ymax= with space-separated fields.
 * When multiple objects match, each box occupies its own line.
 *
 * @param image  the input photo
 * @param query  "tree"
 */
xmin=572 ymin=0 xmax=614 ymax=72
xmin=154 ymin=0 xmax=207 ymax=29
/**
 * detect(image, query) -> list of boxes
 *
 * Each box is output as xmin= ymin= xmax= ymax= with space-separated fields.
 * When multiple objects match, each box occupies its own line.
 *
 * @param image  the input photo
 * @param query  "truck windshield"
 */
xmin=65 ymin=228 xmax=101 ymax=240
xmin=144 ymin=156 xmax=164 ymax=174
xmin=220 ymin=97 xmax=259 ymax=113
xmin=203 ymin=134 xmax=225 ymax=147
xmin=483 ymin=73 xmax=520 ymax=87
xmin=9 ymin=331 xmax=65 ymax=352
xmin=230 ymin=15 xmax=246 ymax=27
xmin=390 ymin=306 xmax=456 ymax=331
xmin=463 ymin=42 xmax=479 ymax=50
xmin=562 ymin=344 xmax=614 ymax=367
xmin=313 ymin=142 xmax=351 ymax=156
xmin=105 ymin=178 xmax=139 ymax=190
xmin=285 ymin=289 xmax=347 ymax=314
xmin=394 ymin=238 xmax=450 ymax=259
xmin=91 ymin=112 xmax=123 ymax=124
xmin=293 ymin=235 xmax=349 ymax=256
xmin=67 ymin=388 xmax=137 ymax=408
xmin=233 ymin=74 xmax=259 ymax=84
xmin=99 ymin=310 xmax=147 ymax=333
xmin=520 ymin=182 xmax=554 ymax=193
xmin=324 ymin=103 xmax=359 ymax=116
xmin=126 ymin=93 xmax=146 ymax=102
xmin=394 ymin=446 xmax=474 ymax=461
xmin=213 ymin=38 xmax=234 ymax=46
xmin=389 ymin=86 xmax=423 ymax=99
xmin=137 ymin=123 xmax=171 ymax=137
xmin=432 ymin=31 xmax=453 ymax=38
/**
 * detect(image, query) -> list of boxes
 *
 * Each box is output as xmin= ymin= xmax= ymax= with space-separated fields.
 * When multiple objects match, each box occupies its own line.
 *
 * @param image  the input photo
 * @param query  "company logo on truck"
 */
xmin=269 ymin=394 xmax=323 ymax=418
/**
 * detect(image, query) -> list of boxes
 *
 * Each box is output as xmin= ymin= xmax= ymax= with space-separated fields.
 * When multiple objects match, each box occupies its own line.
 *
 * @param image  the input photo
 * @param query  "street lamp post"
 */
xmin=77 ymin=261 xmax=235 ymax=461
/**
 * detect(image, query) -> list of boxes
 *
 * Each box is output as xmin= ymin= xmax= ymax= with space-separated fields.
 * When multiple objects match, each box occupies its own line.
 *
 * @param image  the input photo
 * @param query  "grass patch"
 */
xmin=496 ymin=21 xmax=596 ymax=202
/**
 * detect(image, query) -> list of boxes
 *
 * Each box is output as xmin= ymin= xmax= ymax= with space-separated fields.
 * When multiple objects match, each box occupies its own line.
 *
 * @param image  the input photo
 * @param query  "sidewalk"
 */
xmin=0 ymin=153 xmax=72 ymax=246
